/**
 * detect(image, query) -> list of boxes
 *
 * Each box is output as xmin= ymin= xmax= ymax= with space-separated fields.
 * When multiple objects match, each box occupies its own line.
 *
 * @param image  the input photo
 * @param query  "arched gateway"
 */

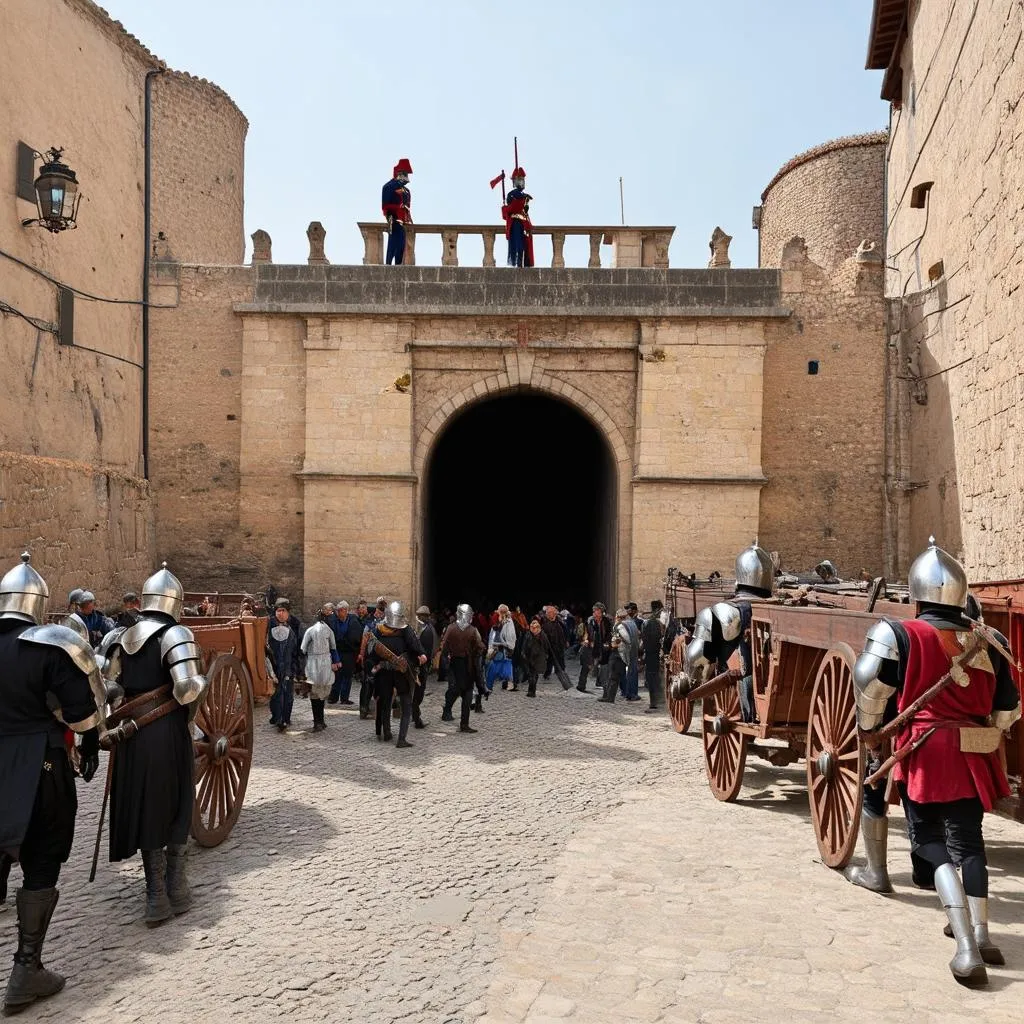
xmin=420 ymin=388 xmax=621 ymax=610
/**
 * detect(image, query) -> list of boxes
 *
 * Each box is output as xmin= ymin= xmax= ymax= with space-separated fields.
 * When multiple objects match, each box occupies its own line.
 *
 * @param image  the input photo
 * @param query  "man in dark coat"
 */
xmin=642 ymin=600 xmax=666 ymax=711
xmin=367 ymin=602 xmax=426 ymax=748
xmin=100 ymin=563 xmax=209 ymax=928
xmin=540 ymin=605 xmax=572 ymax=690
xmin=579 ymin=603 xmax=612 ymax=693
xmin=413 ymin=606 xmax=437 ymax=729
xmin=327 ymin=601 xmax=362 ymax=705
xmin=0 ymin=554 xmax=104 ymax=1015
xmin=520 ymin=618 xmax=552 ymax=698
xmin=267 ymin=603 xmax=301 ymax=730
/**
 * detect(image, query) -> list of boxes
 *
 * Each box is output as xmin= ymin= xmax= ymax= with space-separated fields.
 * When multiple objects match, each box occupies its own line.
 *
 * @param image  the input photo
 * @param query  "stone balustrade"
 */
xmin=356 ymin=223 xmax=675 ymax=269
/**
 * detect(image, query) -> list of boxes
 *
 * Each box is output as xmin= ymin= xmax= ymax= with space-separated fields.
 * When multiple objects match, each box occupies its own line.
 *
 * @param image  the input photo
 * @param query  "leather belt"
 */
xmin=101 ymin=684 xmax=178 ymax=749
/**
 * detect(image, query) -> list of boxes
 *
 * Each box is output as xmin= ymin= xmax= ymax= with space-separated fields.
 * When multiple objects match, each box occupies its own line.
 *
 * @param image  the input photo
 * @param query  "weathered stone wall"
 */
xmin=148 ymin=264 xmax=260 ymax=590
xmin=0 ymin=452 xmax=152 ymax=609
xmin=151 ymin=72 xmax=248 ymax=266
xmin=759 ymin=243 xmax=888 ymax=577
xmin=884 ymin=0 xmax=1024 ymax=578
xmin=0 ymin=0 xmax=157 ymax=587
xmin=759 ymin=133 xmax=887 ymax=272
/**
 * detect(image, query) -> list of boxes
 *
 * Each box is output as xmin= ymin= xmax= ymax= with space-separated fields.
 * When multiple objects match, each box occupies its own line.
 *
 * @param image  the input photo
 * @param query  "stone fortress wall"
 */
xmin=756 ymin=134 xmax=889 ymax=580
xmin=877 ymin=0 xmax=1024 ymax=581
xmin=0 ymin=0 xmax=246 ymax=606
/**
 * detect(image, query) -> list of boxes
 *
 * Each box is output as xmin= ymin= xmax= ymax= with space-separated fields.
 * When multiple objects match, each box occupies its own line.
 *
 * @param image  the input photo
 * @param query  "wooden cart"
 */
xmin=661 ymin=572 xmax=1024 ymax=869
xmin=182 ymin=615 xmax=271 ymax=847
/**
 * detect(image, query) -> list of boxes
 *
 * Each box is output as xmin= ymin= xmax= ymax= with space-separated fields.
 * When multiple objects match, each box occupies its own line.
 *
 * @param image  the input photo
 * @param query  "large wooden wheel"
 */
xmin=806 ymin=644 xmax=864 ymax=868
xmin=192 ymin=653 xmax=254 ymax=847
xmin=702 ymin=681 xmax=748 ymax=801
xmin=665 ymin=662 xmax=694 ymax=734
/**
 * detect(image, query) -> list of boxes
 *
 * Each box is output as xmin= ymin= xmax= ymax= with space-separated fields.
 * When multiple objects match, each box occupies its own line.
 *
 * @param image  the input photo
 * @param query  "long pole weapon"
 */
xmin=514 ymin=135 xmax=519 ymax=172
xmin=89 ymin=750 xmax=113 ymax=882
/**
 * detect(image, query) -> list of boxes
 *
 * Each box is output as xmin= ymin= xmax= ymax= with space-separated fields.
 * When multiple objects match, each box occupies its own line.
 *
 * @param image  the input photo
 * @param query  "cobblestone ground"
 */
xmin=2 ymin=667 xmax=1022 ymax=1023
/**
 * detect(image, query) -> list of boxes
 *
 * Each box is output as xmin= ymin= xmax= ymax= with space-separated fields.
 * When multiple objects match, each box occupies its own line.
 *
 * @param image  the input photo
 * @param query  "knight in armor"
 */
xmin=300 ymin=607 xmax=340 ymax=732
xmin=502 ymin=168 xmax=534 ymax=267
xmin=849 ymin=539 xmax=1020 ymax=986
xmin=61 ymin=588 xmax=89 ymax=643
xmin=440 ymin=604 xmax=484 ymax=731
xmin=98 ymin=563 xmax=208 ymax=927
xmin=675 ymin=541 xmax=775 ymax=723
xmin=0 ymin=554 xmax=106 ymax=1015
xmin=366 ymin=602 xmax=426 ymax=748
xmin=382 ymin=158 xmax=413 ymax=265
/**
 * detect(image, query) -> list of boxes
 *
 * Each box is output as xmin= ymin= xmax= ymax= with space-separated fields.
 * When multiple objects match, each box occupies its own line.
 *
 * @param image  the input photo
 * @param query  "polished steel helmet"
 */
xmin=456 ymin=603 xmax=473 ymax=629
xmin=735 ymin=540 xmax=774 ymax=594
xmin=140 ymin=561 xmax=185 ymax=622
xmin=0 ymin=553 xmax=49 ymax=625
xmin=908 ymin=536 xmax=968 ymax=609
xmin=384 ymin=600 xmax=407 ymax=629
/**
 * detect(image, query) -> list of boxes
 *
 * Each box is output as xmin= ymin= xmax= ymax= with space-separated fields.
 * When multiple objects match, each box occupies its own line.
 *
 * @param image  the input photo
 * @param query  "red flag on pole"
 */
xmin=489 ymin=171 xmax=505 ymax=190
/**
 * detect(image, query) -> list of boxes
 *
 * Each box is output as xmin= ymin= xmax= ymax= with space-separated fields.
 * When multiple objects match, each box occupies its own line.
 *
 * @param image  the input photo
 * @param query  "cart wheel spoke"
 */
xmin=191 ymin=653 xmax=253 ymax=847
xmin=806 ymin=645 xmax=864 ymax=868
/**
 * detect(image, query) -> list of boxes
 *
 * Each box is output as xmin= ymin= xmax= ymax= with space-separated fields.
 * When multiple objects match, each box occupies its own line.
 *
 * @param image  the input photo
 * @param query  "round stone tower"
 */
xmin=758 ymin=131 xmax=887 ymax=271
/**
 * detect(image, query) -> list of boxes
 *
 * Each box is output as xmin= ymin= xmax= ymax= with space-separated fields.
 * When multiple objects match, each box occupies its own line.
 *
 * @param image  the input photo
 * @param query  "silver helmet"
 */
xmin=140 ymin=561 xmax=185 ymax=621
xmin=384 ymin=600 xmax=407 ymax=629
xmin=908 ymin=536 xmax=968 ymax=609
xmin=456 ymin=603 xmax=473 ymax=629
xmin=0 ymin=553 xmax=49 ymax=625
xmin=735 ymin=540 xmax=774 ymax=594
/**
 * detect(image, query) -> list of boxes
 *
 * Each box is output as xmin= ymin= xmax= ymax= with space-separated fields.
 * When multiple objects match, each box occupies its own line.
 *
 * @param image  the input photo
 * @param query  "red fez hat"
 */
xmin=512 ymin=166 xmax=526 ymax=178
xmin=393 ymin=158 xmax=413 ymax=175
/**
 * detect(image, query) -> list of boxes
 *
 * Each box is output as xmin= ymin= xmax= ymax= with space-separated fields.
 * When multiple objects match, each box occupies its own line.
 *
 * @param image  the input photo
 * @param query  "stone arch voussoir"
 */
xmin=415 ymin=377 xmax=630 ymax=477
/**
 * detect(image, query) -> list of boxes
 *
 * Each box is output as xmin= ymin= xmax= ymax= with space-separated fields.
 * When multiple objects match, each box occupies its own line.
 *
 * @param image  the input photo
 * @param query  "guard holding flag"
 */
xmin=382 ymin=158 xmax=413 ymax=265
xmin=503 ymin=168 xmax=533 ymax=267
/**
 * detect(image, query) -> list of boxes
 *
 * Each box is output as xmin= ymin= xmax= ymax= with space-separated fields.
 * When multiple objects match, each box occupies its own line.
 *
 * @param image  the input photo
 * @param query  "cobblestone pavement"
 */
xmin=2 ymin=669 xmax=1023 ymax=1023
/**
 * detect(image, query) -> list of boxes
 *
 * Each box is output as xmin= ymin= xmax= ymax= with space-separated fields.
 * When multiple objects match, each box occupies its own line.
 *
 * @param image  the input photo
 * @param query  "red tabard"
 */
xmin=892 ymin=618 xmax=1009 ymax=808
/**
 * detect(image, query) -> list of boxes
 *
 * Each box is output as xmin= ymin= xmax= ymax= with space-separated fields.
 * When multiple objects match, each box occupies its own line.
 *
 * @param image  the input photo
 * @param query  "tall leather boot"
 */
xmin=165 ymin=844 xmax=193 ymax=917
xmin=3 ymin=888 xmax=65 ymax=1016
xmin=935 ymin=862 xmax=987 ymax=986
xmin=473 ymin=693 xmax=484 ymax=714
xmin=141 ymin=849 xmax=173 ymax=928
xmin=843 ymin=812 xmax=893 ymax=894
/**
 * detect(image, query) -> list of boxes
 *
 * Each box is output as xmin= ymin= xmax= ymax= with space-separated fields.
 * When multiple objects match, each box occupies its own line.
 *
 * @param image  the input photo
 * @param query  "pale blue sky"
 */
xmin=102 ymin=0 xmax=885 ymax=268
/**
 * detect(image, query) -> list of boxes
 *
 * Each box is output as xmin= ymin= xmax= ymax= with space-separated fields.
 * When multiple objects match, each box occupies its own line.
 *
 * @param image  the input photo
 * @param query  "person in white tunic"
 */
xmin=300 ymin=607 xmax=340 ymax=732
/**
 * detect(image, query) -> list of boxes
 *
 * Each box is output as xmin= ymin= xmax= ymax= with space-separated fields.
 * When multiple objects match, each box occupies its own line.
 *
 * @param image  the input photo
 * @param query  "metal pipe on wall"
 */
xmin=142 ymin=68 xmax=164 ymax=481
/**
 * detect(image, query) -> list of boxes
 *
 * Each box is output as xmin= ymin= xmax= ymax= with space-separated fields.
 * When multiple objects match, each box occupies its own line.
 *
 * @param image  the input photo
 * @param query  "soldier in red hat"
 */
xmin=382 ymin=159 xmax=413 ymax=265
xmin=502 ymin=168 xmax=533 ymax=267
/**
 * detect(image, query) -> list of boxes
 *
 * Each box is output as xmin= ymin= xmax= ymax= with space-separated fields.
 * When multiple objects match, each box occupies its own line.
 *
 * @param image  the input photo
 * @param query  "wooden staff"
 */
xmin=864 ymin=629 xmax=986 ymax=747
xmin=684 ymin=666 xmax=743 ymax=703
xmin=864 ymin=726 xmax=936 ymax=787
xmin=89 ymin=749 xmax=113 ymax=883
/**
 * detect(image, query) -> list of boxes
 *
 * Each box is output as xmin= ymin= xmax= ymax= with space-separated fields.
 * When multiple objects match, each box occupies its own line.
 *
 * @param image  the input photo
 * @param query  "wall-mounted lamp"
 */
xmin=21 ymin=147 xmax=81 ymax=233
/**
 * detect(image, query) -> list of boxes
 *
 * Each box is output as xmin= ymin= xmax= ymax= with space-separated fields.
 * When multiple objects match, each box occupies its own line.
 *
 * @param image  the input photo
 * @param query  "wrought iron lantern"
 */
xmin=23 ymin=148 xmax=81 ymax=232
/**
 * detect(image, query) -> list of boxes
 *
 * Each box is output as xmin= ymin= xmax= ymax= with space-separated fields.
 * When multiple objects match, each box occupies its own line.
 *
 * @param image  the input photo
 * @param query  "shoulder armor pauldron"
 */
xmin=19 ymin=623 xmax=106 ymax=731
xmin=118 ymin=618 xmax=168 ymax=654
xmin=21 ymin=623 xmax=99 ymax=677
xmin=711 ymin=602 xmax=743 ymax=642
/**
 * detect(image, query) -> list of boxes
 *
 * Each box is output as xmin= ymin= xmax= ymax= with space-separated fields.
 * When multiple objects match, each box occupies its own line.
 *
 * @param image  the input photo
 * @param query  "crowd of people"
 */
xmin=261 ymin=595 xmax=676 ymax=749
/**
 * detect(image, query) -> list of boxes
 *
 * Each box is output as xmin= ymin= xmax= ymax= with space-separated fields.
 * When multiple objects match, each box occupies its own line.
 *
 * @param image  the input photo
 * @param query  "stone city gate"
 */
xmin=227 ymin=252 xmax=786 ymax=613
xmin=150 ymin=215 xmax=888 ymax=616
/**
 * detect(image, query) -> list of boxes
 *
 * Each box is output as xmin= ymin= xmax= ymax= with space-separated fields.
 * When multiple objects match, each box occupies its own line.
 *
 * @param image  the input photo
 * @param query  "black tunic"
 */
xmin=108 ymin=614 xmax=194 ymax=861
xmin=0 ymin=619 xmax=95 ymax=858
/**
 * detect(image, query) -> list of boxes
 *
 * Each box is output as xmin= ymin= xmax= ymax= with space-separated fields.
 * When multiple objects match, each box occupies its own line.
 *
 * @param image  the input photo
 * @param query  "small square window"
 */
xmin=808 ymin=360 xmax=819 ymax=375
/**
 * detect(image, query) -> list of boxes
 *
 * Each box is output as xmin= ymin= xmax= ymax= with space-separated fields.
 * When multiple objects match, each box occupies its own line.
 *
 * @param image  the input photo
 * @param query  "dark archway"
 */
xmin=423 ymin=391 xmax=616 ymax=616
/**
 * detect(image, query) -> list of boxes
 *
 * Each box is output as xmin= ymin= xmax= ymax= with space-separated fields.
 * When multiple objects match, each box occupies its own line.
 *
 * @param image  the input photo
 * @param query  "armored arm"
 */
xmin=20 ymin=624 xmax=106 ymax=732
xmin=160 ymin=624 xmax=208 ymax=706
xmin=989 ymin=633 xmax=1022 ymax=731
xmin=852 ymin=620 xmax=900 ymax=733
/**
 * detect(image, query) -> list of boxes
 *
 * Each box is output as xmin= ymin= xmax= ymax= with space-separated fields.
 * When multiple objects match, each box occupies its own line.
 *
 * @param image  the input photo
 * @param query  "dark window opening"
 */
xmin=808 ymin=360 xmax=819 ymax=375
xmin=423 ymin=391 xmax=616 ymax=615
